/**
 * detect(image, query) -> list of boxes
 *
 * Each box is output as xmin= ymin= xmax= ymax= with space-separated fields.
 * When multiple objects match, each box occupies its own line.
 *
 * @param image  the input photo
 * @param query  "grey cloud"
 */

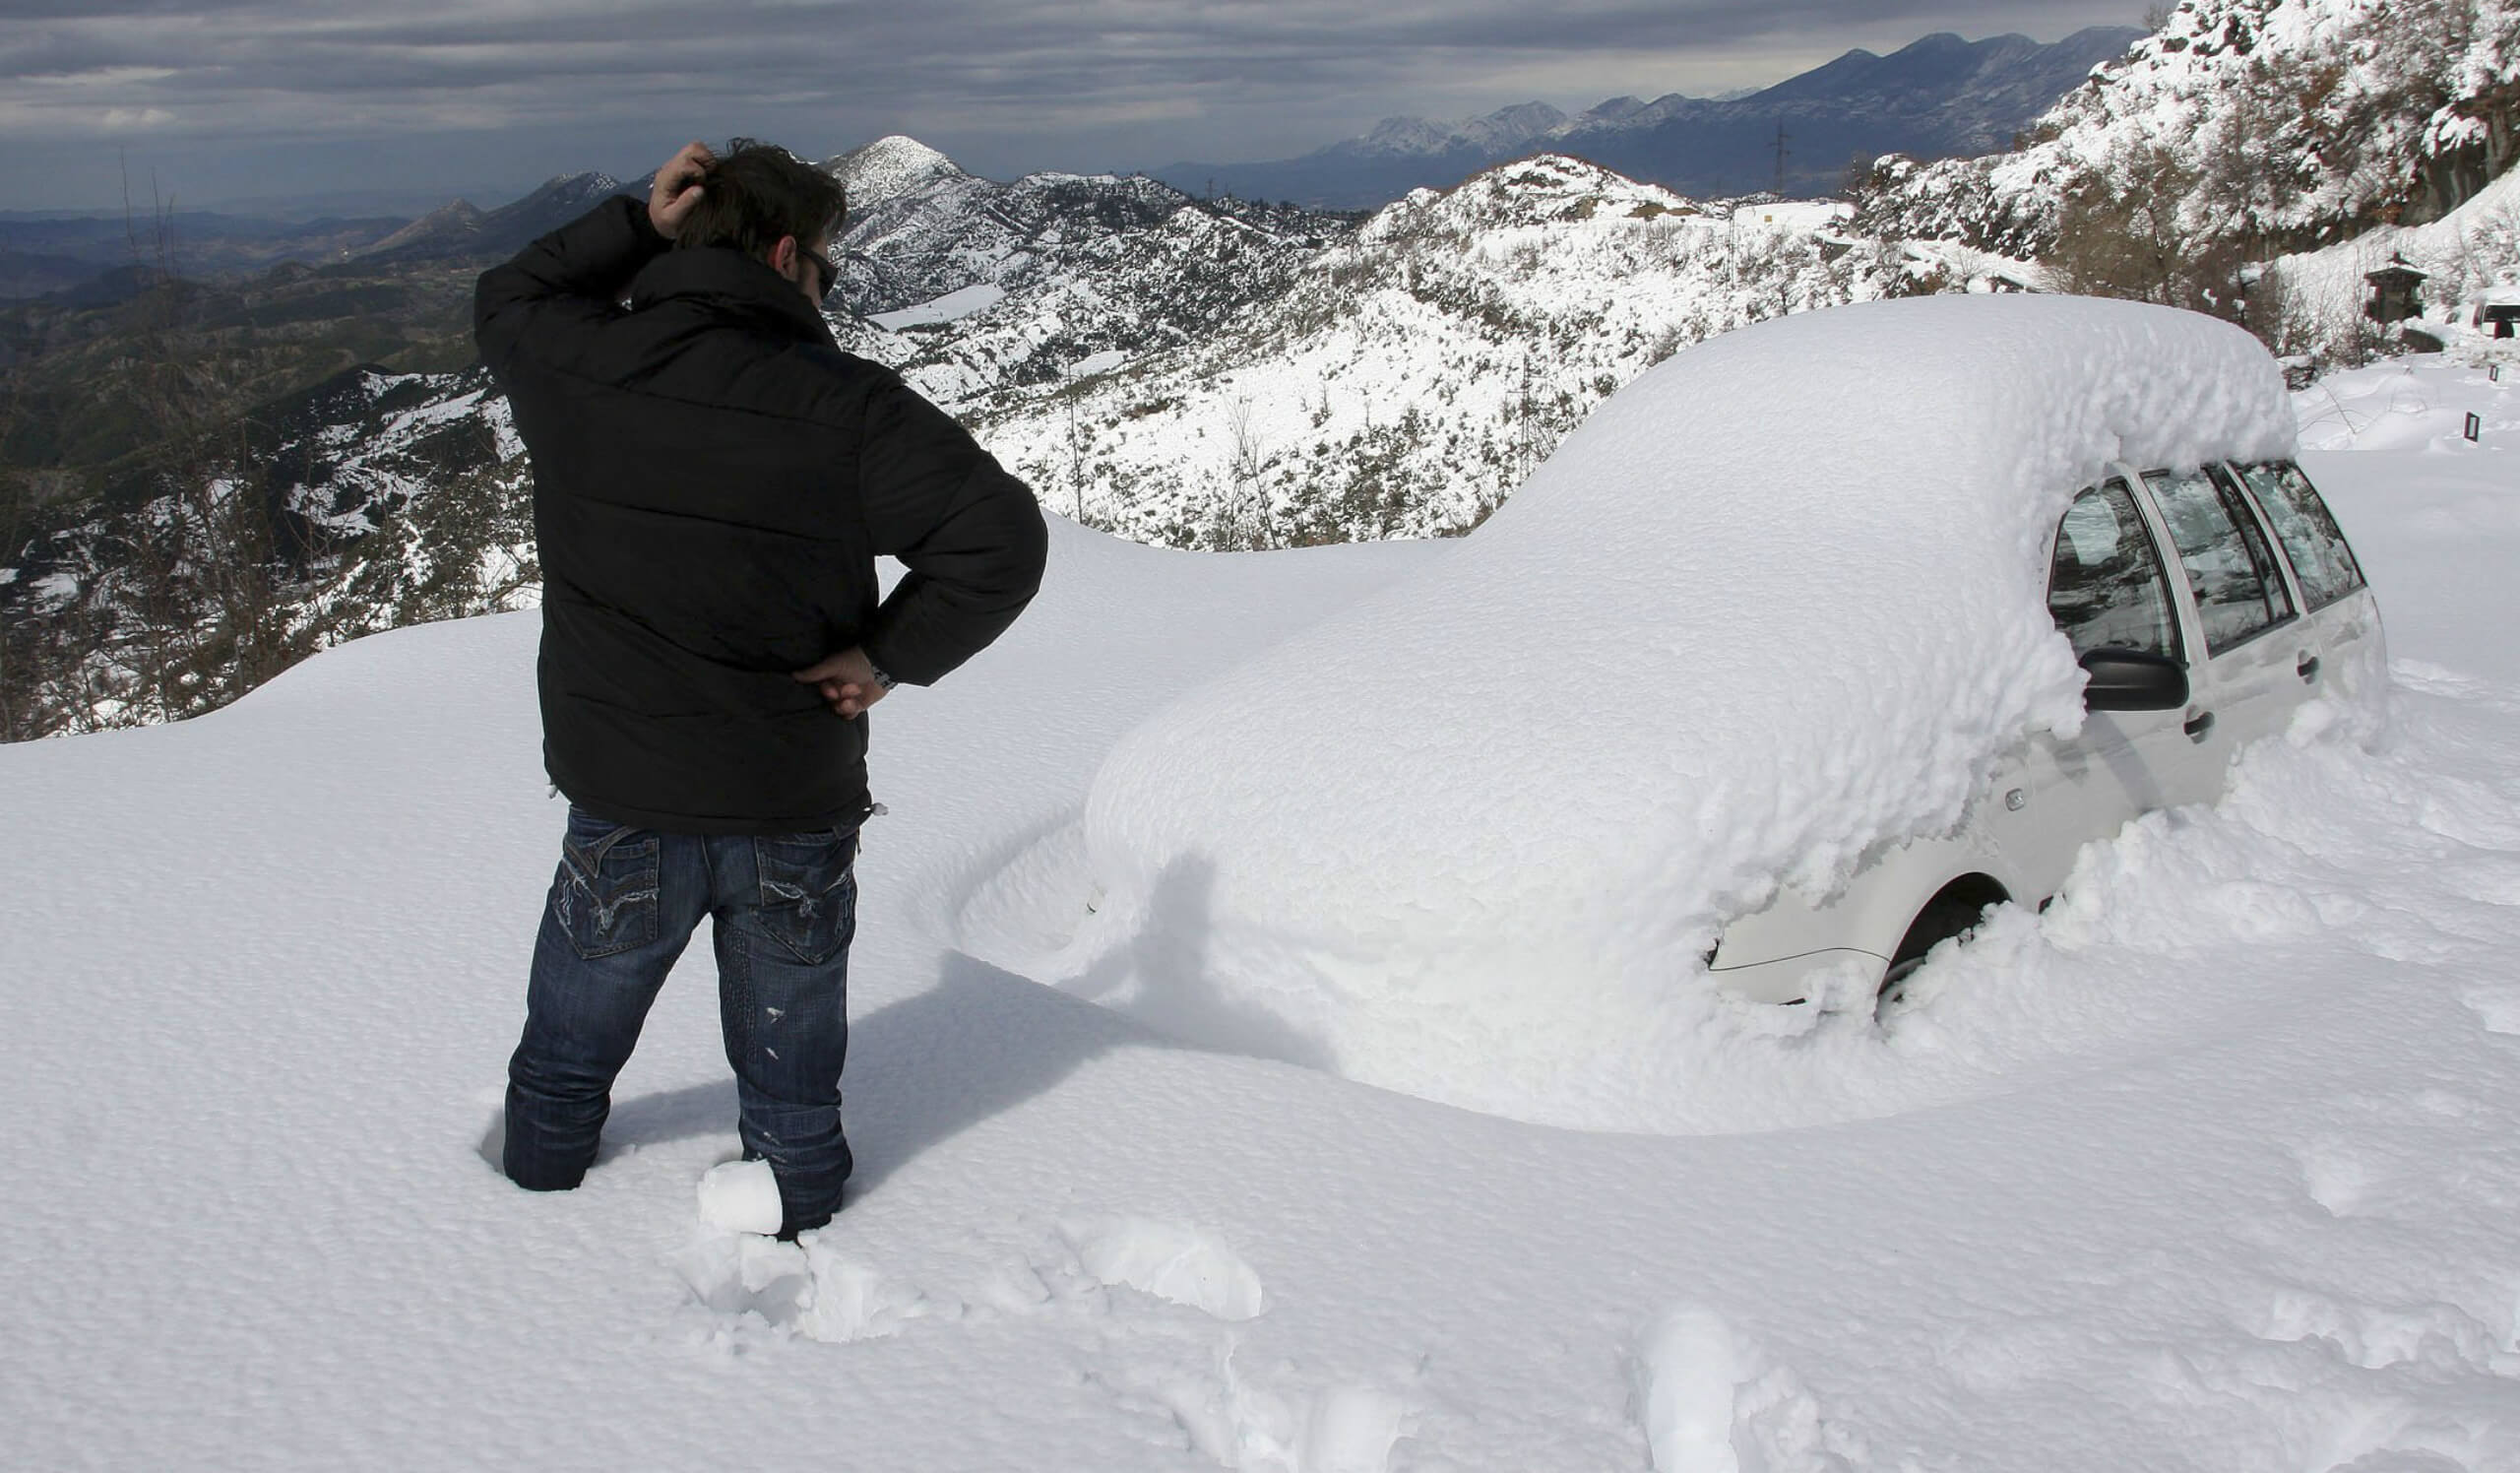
xmin=0 ymin=0 xmax=2143 ymax=208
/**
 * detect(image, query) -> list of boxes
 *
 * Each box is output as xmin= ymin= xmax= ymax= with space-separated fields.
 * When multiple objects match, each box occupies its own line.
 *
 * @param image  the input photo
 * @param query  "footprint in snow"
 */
xmin=672 ymin=1229 xmax=946 ymax=1344
xmin=1153 ymin=1360 xmax=1409 ymax=1473
xmin=1045 ymin=1217 xmax=1420 ymax=1470
xmin=1058 ymin=1214 xmax=1267 ymax=1322
xmin=1630 ymin=1306 xmax=1858 ymax=1473
xmin=2291 ymin=1138 xmax=2381 ymax=1217
xmin=2459 ymin=986 xmax=2520 ymax=1037
xmin=674 ymin=1162 xmax=948 ymax=1344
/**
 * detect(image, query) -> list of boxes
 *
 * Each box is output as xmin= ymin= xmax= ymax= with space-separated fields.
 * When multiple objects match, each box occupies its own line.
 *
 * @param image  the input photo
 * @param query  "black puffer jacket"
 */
xmin=475 ymin=197 xmax=1047 ymax=834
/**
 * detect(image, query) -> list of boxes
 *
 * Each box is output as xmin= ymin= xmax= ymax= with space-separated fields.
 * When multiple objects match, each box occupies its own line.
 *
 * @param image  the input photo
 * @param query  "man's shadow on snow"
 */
xmin=599 ymin=857 xmax=1333 ymax=1191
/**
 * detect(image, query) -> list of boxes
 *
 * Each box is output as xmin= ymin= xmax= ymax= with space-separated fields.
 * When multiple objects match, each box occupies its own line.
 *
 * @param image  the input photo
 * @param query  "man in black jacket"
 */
xmin=476 ymin=140 xmax=1046 ymax=1237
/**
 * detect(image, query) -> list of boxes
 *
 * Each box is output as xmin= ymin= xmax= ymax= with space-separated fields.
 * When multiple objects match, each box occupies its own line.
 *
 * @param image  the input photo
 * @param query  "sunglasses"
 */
xmin=799 ymin=243 xmax=839 ymax=306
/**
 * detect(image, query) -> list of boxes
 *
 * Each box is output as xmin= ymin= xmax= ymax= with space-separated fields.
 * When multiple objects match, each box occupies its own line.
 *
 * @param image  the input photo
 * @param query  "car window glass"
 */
xmin=2234 ymin=461 xmax=2366 ymax=608
xmin=2048 ymin=480 xmax=2180 ymax=661
xmin=2143 ymin=469 xmax=2295 ymax=654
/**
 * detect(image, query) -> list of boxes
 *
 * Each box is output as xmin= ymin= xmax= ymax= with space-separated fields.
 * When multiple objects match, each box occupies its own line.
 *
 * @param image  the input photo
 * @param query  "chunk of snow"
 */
xmin=1066 ymin=294 xmax=2295 ymax=1121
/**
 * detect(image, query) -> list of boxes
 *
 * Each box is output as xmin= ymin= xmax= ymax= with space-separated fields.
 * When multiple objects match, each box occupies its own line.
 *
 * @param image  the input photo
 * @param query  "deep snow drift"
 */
xmin=996 ymin=296 xmax=2300 ymax=1128
xmin=2 ymin=353 xmax=2516 ymax=1473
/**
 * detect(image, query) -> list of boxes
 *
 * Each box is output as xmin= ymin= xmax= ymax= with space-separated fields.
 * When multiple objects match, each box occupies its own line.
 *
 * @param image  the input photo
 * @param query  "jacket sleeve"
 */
xmin=473 ymin=195 xmax=668 ymax=380
xmin=855 ymin=382 xmax=1049 ymax=686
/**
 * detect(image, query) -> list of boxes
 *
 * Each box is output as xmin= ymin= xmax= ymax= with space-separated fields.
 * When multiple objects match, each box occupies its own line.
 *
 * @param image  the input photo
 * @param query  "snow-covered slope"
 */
xmin=3 ymin=361 xmax=2517 ymax=1471
xmin=1864 ymin=0 xmax=2520 ymax=259
xmin=2265 ymin=162 xmax=2520 ymax=352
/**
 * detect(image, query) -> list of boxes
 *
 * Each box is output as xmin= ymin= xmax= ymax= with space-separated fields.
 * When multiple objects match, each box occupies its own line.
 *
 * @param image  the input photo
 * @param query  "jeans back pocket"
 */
xmin=752 ymin=830 xmax=857 ymax=966
xmin=553 ymin=810 xmax=662 ymax=960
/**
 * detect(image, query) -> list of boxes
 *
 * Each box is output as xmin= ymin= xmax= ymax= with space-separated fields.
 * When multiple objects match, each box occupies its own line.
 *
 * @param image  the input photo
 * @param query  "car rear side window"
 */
xmin=2143 ymin=469 xmax=2297 ymax=655
xmin=2232 ymin=461 xmax=2367 ymax=609
xmin=2048 ymin=480 xmax=2181 ymax=661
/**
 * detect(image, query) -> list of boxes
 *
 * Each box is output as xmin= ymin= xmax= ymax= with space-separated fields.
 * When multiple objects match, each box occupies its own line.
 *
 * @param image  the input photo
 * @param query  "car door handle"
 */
xmin=2298 ymin=654 xmax=2321 ymax=682
xmin=2184 ymin=709 xmax=2216 ymax=742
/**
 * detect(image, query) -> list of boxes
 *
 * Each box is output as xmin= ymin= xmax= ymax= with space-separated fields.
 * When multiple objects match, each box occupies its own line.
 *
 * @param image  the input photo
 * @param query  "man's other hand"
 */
xmin=792 ymin=647 xmax=891 ymax=719
xmin=650 ymin=142 xmax=714 ymax=239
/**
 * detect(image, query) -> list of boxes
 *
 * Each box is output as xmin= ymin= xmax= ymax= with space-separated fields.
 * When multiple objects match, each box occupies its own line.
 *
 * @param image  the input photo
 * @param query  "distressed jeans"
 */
xmin=504 ymin=804 xmax=860 ymax=1235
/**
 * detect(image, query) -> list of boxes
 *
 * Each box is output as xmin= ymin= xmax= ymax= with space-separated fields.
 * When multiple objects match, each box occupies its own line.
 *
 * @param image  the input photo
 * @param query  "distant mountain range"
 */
xmin=349 ymin=172 xmax=625 ymax=263
xmin=1155 ymin=29 xmax=2144 ymax=208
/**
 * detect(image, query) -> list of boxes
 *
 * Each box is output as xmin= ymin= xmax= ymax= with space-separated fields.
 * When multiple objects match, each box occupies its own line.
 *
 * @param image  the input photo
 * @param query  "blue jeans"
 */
xmin=504 ymin=805 xmax=860 ymax=1235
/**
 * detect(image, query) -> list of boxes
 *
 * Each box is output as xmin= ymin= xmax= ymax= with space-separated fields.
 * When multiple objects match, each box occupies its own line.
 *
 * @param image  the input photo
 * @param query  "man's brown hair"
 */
xmin=674 ymin=139 xmax=848 ymax=258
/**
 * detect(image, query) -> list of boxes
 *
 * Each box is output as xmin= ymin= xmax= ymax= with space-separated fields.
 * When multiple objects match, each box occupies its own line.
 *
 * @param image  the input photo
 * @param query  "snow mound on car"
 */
xmin=1062 ymin=294 xmax=2294 ymax=1122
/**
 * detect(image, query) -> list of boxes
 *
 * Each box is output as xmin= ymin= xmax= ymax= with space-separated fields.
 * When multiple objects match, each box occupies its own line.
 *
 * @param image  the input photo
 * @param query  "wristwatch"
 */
xmin=868 ymin=661 xmax=897 ymax=692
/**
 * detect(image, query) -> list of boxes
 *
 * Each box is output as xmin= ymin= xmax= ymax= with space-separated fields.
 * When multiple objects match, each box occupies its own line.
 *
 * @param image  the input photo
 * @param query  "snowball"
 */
xmin=695 ymin=1159 xmax=785 ymax=1237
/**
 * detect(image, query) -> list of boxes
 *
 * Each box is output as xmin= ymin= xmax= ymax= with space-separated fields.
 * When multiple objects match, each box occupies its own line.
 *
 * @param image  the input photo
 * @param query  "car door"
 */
xmin=2226 ymin=459 xmax=2386 ymax=708
xmin=2138 ymin=465 xmax=2304 ymax=764
xmin=1996 ymin=476 xmax=2200 ymax=899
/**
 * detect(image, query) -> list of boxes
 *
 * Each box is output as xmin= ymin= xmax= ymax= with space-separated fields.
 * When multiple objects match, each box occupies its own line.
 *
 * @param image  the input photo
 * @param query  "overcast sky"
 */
xmin=0 ymin=0 xmax=2146 ymax=215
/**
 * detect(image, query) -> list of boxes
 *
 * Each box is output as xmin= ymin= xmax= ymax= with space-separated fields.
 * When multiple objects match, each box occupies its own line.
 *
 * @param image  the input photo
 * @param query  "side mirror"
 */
xmin=2080 ymin=647 xmax=2189 ymax=712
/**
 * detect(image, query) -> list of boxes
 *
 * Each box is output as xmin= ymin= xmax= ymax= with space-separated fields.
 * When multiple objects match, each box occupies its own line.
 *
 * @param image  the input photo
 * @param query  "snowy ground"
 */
xmin=3 ymin=358 xmax=2517 ymax=1471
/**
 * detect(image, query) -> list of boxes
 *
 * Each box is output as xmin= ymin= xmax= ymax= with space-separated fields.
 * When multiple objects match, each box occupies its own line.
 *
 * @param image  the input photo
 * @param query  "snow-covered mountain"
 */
xmin=1859 ymin=0 xmax=2519 ymax=262
xmin=1157 ymin=29 xmax=2144 ymax=207
xmin=959 ymin=157 xmax=1901 ymax=545
xmin=821 ymin=137 xmax=1353 ymax=398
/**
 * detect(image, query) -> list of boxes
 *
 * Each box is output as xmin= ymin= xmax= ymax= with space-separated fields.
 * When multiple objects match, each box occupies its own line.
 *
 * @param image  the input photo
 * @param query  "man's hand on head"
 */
xmin=649 ymin=142 xmax=714 ymax=240
xmin=792 ymin=647 xmax=892 ymax=720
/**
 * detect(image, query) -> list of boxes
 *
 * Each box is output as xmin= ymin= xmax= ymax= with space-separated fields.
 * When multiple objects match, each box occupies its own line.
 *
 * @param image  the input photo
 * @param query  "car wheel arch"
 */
xmin=1878 ymin=871 xmax=2013 ymax=1004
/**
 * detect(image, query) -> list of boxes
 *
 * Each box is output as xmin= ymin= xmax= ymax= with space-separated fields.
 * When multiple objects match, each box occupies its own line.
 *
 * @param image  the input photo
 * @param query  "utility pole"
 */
xmin=1772 ymin=122 xmax=1791 ymax=198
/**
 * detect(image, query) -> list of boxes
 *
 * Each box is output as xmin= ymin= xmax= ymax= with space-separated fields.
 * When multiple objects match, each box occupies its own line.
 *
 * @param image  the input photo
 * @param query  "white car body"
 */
xmin=1709 ymin=457 xmax=2387 ymax=1002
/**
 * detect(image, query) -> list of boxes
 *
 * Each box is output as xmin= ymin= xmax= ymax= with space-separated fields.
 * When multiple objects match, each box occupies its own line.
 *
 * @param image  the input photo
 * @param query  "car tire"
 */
xmin=1878 ymin=877 xmax=2007 ymax=1009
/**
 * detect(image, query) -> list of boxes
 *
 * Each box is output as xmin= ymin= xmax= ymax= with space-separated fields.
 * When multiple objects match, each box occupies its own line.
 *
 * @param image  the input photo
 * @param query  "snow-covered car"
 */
xmin=1050 ymin=294 xmax=2384 ymax=1106
xmin=1707 ymin=451 xmax=2383 ymax=1003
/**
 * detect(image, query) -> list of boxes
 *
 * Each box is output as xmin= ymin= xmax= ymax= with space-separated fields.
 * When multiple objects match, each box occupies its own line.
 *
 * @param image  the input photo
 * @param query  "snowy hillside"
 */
xmin=968 ymin=156 xmax=1904 ymax=544
xmin=1863 ymin=0 xmax=2520 ymax=260
xmin=4 ymin=358 xmax=2516 ymax=1471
